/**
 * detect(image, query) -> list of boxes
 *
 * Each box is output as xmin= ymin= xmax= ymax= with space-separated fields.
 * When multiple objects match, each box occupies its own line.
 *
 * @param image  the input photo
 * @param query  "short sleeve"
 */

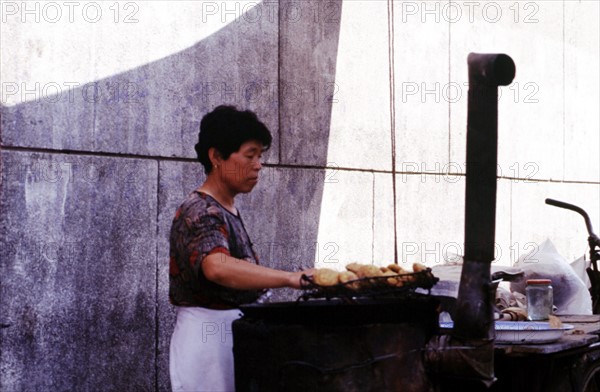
xmin=187 ymin=204 xmax=231 ymax=276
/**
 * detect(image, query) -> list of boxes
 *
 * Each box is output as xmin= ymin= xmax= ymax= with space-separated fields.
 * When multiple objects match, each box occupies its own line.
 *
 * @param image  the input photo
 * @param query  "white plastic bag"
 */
xmin=510 ymin=239 xmax=592 ymax=315
xmin=570 ymin=255 xmax=591 ymax=289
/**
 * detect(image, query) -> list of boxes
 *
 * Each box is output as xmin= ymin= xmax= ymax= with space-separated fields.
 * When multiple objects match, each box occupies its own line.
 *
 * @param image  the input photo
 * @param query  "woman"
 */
xmin=168 ymin=105 xmax=312 ymax=391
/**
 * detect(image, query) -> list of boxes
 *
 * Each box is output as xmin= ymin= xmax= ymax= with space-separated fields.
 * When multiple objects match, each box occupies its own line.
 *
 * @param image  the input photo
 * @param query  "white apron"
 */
xmin=169 ymin=306 xmax=241 ymax=392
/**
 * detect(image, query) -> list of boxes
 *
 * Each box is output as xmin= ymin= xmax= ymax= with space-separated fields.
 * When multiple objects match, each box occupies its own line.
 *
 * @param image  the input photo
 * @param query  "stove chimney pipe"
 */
xmin=455 ymin=53 xmax=515 ymax=339
xmin=426 ymin=53 xmax=515 ymax=388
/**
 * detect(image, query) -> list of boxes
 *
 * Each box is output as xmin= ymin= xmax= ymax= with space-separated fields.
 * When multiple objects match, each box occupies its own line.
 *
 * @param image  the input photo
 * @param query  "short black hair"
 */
xmin=194 ymin=105 xmax=272 ymax=174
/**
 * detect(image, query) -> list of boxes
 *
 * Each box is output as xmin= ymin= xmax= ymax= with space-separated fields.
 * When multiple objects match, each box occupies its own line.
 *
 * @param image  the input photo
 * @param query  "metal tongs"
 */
xmin=545 ymin=198 xmax=600 ymax=314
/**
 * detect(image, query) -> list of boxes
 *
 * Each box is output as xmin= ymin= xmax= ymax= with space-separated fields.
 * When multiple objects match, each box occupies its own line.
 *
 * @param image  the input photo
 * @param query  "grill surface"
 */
xmin=298 ymin=269 xmax=439 ymax=302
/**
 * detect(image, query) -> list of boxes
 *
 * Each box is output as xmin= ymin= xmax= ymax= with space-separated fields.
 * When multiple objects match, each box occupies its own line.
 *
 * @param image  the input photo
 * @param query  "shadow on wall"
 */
xmin=0 ymin=1 xmax=343 ymax=391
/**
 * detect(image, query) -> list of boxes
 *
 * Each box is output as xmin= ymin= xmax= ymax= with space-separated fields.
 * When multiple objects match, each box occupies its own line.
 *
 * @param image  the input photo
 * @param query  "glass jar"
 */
xmin=526 ymin=279 xmax=553 ymax=321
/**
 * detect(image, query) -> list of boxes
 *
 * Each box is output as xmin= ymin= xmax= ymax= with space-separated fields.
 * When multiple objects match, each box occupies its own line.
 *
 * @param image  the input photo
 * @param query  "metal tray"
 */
xmin=439 ymin=321 xmax=575 ymax=344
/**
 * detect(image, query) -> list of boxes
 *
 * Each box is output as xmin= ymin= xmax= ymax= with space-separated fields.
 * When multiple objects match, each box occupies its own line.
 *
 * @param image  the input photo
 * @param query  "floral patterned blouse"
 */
xmin=169 ymin=191 xmax=263 ymax=309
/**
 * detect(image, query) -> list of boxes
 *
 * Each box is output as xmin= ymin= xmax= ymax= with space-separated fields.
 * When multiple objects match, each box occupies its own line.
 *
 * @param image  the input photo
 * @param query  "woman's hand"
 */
xmin=288 ymin=268 xmax=315 ymax=289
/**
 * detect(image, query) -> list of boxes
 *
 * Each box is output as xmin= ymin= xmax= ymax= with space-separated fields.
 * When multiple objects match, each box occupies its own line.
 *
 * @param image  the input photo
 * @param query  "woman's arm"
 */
xmin=202 ymin=253 xmax=312 ymax=290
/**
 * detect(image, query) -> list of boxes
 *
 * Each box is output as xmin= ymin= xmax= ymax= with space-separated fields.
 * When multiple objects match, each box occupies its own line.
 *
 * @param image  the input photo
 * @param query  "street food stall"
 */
xmin=231 ymin=53 xmax=600 ymax=391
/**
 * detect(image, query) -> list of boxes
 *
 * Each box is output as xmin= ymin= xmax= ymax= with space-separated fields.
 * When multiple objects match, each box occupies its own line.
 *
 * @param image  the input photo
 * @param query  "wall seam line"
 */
xmin=562 ymin=0 xmax=566 ymax=181
xmin=2 ymin=146 xmax=599 ymax=185
xmin=154 ymin=159 xmax=160 ymax=392
xmin=371 ymin=173 xmax=375 ymax=264
xmin=387 ymin=0 xmax=398 ymax=264
xmin=277 ymin=0 xmax=282 ymax=165
xmin=448 ymin=0 xmax=452 ymax=166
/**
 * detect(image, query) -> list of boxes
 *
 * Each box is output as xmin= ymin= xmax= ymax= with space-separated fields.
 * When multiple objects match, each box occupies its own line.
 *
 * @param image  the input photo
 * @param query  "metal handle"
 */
xmin=545 ymin=198 xmax=596 ymax=237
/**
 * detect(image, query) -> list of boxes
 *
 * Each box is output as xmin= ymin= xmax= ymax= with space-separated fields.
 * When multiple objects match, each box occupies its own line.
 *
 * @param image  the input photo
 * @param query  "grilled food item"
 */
xmin=381 ymin=269 xmax=403 ymax=287
xmin=356 ymin=265 xmax=383 ymax=278
xmin=412 ymin=262 xmax=428 ymax=272
xmin=388 ymin=264 xmax=411 ymax=274
xmin=387 ymin=264 xmax=415 ymax=284
xmin=345 ymin=262 xmax=362 ymax=274
xmin=338 ymin=271 xmax=360 ymax=290
xmin=314 ymin=268 xmax=339 ymax=286
xmin=338 ymin=270 xmax=358 ymax=283
xmin=344 ymin=263 xmax=417 ymax=287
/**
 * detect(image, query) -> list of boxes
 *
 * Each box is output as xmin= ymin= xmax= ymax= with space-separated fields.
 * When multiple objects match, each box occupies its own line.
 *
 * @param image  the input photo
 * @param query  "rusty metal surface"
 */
xmin=492 ymin=340 xmax=600 ymax=392
xmin=234 ymin=319 xmax=436 ymax=392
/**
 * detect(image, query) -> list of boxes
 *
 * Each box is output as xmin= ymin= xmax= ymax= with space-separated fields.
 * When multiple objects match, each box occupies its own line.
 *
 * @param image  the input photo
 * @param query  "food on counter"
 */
xmin=314 ymin=268 xmax=339 ymax=286
xmin=548 ymin=315 xmax=562 ymax=328
xmin=499 ymin=307 xmax=528 ymax=321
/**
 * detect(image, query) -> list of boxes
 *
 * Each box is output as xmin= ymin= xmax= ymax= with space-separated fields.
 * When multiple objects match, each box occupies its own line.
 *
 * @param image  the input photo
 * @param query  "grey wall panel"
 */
xmin=279 ymin=0 xmax=342 ymax=166
xmin=0 ymin=151 xmax=158 ymax=391
xmin=0 ymin=5 xmax=279 ymax=162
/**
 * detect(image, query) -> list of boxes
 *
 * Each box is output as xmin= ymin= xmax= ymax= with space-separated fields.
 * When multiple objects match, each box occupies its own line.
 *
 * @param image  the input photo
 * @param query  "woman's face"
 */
xmin=216 ymin=140 xmax=265 ymax=195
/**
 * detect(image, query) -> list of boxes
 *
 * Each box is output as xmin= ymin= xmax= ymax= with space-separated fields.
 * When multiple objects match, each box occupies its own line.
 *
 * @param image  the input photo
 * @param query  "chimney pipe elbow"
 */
xmin=468 ymin=53 xmax=516 ymax=86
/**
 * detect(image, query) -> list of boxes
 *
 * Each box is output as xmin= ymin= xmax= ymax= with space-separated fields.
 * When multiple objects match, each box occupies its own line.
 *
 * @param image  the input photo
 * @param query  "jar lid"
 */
xmin=527 ymin=279 xmax=552 ymax=285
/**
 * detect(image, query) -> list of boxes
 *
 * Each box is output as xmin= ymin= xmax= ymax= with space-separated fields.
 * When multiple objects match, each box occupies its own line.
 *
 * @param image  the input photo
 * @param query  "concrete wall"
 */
xmin=1 ymin=0 xmax=598 ymax=390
